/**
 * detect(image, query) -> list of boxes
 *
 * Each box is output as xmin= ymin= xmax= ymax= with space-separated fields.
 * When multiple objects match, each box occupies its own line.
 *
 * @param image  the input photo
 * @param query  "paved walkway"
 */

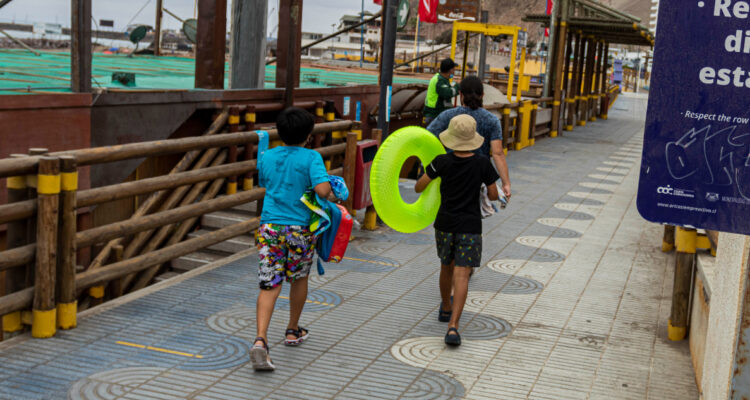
xmin=0 ymin=94 xmax=698 ymax=399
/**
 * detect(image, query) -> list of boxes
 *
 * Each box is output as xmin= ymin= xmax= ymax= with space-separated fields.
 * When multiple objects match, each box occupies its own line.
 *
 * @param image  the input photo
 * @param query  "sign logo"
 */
xmin=657 ymin=185 xmax=674 ymax=195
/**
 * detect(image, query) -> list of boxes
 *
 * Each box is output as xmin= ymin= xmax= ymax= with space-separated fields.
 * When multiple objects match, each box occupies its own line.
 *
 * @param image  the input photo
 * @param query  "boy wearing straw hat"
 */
xmin=415 ymin=114 xmax=500 ymax=346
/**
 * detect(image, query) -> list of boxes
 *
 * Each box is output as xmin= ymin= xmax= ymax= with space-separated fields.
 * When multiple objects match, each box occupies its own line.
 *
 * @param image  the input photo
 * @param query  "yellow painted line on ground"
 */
xmin=115 ymin=341 xmax=203 ymax=359
xmin=343 ymin=256 xmax=397 ymax=267
xmin=278 ymin=296 xmax=335 ymax=307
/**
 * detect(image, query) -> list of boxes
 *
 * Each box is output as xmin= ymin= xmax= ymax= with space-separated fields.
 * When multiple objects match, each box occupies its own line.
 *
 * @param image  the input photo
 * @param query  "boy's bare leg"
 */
xmin=448 ymin=266 xmax=472 ymax=330
xmin=439 ymin=262 xmax=455 ymax=312
xmin=255 ymin=285 xmax=283 ymax=346
xmin=286 ymin=276 xmax=308 ymax=339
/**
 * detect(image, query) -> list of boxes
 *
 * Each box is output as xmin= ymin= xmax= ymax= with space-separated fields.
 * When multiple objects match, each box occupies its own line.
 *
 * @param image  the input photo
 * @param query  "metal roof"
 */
xmin=524 ymin=0 xmax=654 ymax=47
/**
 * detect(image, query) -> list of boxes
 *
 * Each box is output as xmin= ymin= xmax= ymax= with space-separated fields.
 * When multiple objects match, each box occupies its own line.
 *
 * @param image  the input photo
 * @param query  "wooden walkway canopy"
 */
xmin=523 ymin=0 xmax=654 ymax=136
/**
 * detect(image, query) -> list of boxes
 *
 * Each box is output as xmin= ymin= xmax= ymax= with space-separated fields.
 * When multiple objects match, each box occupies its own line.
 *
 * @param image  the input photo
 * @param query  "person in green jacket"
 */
xmin=423 ymin=58 xmax=459 ymax=126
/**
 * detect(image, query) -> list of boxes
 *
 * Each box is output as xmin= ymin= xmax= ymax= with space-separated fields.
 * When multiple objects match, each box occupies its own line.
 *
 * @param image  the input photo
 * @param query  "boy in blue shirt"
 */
xmin=250 ymin=107 xmax=332 ymax=371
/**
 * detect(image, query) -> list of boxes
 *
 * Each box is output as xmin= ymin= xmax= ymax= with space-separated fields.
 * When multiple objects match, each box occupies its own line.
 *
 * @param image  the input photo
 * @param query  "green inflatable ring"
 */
xmin=370 ymin=126 xmax=446 ymax=233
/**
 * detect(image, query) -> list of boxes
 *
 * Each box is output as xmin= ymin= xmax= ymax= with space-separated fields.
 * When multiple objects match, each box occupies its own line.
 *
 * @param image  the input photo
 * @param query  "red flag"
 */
xmin=373 ymin=0 xmax=381 ymax=4
xmin=419 ymin=0 xmax=438 ymax=23
xmin=545 ymin=0 xmax=553 ymax=36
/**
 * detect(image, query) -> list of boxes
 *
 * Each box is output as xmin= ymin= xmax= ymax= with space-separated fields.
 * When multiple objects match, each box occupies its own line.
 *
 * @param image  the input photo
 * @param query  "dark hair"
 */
xmin=440 ymin=58 xmax=457 ymax=73
xmin=459 ymin=76 xmax=484 ymax=110
xmin=276 ymin=107 xmax=315 ymax=145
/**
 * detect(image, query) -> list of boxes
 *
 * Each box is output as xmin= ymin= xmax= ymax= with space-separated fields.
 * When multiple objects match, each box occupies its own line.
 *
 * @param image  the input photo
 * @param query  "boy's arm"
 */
xmin=414 ymin=174 xmax=432 ymax=193
xmin=486 ymin=182 xmax=500 ymax=201
xmin=491 ymin=139 xmax=511 ymax=198
xmin=314 ymin=181 xmax=334 ymax=200
xmin=309 ymin=152 xmax=333 ymax=200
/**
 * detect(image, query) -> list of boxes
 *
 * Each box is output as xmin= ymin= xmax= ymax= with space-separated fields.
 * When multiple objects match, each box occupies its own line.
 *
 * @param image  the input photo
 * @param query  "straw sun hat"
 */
xmin=438 ymin=114 xmax=485 ymax=152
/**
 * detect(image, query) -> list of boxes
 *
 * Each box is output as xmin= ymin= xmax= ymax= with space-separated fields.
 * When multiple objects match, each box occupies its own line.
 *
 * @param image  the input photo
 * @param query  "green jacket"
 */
xmin=423 ymin=73 xmax=457 ymax=118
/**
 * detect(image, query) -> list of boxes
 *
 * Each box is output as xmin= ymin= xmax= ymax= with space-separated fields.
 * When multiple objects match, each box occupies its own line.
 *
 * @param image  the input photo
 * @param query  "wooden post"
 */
xmin=3 ymin=154 xmax=29 ymax=334
xmin=229 ymin=0 xmax=268 ymax=89
xmin=562 ymin=31 xmax=573 ymax=101
xmin=324 ymin=100 xmax=336 ymax=169
xmin=71 ymin=0 xmax=92 ymax=92
xmin=313 ymin=101 xmax=326 ymax=148
xmin=154 ymin=0 xmax=163 ymax=56
xmin=344 ymin=131 xmax=358 ymax=213
xmin=578 ymin=37 xmax=594 ymax=126
xmin=364 ymin=129 xmax=381 ymax=231
xmin=25 ymin=149 xmax=47 ymax=298
xmin=56 ymin=156 xmax=77 ymax=330
xmin=195 ymin=0 xmax=228 ymax=89
xmin=566 ymin=32 xmax=582 ymax=131
xmin=243 ymin=105 xmax=257 ymax=191
xmin=32 ymin=157 xmax=60 ymax=338
xmin=276 ymin=0 xmax=303 ymax=89
xmin=573 ymin=34 xmax=587 ymax=125
xmin=670 ymin=227 xmax=696 ymax=341
xmin=662 ymin=225 xmax=676 ymax=252
xmin=550 ymin=20 xmax=568 ymax=138
xmin=599 ymin=42 xmax=610 ymax=119
xmin=501 ymin=107 xmax=512 ymax=151
xmin=529 ymin=104 xmax=538 ymax=146
xmin=227 ymin=106 xmax=240 ymax=195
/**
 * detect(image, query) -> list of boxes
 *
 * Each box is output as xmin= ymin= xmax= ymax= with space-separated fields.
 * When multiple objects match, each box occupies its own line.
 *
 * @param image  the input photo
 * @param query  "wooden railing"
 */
xmin=0 ymin=107 xmax=362 ymax=339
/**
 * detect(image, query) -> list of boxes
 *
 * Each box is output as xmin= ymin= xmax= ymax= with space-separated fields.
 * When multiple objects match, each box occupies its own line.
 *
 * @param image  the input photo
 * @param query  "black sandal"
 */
xmin=438 ymin=296 xmax=453 ymax=322
xmin=284 ymin=326 xmax=309 ymax=346
xmin=250 ymin=337 xmax=275 ymax=371
xmin=445 ymin=327 xmax=461 ymax=347
xmin=438 ymin=303 xmax=452 ymax=322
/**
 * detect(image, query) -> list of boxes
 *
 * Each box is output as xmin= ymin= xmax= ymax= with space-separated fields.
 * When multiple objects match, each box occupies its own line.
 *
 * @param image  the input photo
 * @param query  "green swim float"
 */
xmin=370 ymin=126 xmax=446 ymax=233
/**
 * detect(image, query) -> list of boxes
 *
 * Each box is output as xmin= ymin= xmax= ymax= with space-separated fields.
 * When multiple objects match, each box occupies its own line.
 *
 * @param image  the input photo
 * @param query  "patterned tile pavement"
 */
xmin=0 ymin=94 xmax=699 ymax=399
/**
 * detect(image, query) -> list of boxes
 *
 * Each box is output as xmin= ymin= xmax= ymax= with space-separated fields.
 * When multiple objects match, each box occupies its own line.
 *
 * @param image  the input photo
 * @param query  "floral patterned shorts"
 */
xmin=435 ymin=230 xmax=482 ymax=268
xmin=256 ymin=224 xmax=317 ymax=290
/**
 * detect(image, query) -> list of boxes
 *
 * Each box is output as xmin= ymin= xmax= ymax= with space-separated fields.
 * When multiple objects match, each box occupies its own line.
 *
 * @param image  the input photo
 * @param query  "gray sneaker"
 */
xmin=250 ymin=337 xmax=275 ymax=371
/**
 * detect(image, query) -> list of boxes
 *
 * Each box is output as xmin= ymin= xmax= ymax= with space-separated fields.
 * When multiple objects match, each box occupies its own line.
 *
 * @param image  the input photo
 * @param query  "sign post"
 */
xmin=637 ymin=0 xmax=750 ymax=235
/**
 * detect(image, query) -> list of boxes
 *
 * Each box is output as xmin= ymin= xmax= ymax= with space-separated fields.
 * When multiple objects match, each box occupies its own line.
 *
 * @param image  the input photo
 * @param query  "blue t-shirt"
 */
xmin=426 ymin=106 xmax=503 ymax=157
xmin=259 ymin=146 xmax=329 ymax=226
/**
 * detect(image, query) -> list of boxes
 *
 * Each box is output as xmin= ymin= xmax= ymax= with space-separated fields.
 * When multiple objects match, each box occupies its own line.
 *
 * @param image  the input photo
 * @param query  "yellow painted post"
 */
xmin=56 ymin=156 xmax=78 ymax=330
xmin=516 ymin=46 xmax=526 ymax=102
xmin=508 ymin=31 xmax=518 ymax=103
xmin=669 ymin=227 xmax=697 ymax=341
xmin=529 ymin=103 xmax=538 ymax=146
xmin=243 ymin=106 xmax=257 ymax=191
xmin=564 ymin=97 xmax=576 ymax=131
xmin=550 ymin=100 xmax=560 ymax=137
xmin=32 ymin=157 xmax=61 ymax=338
xmin=3 ymin=156 xmax=28 ymax=334
xmin=514 ymin=101 xmax=532 ymax=151
xmin=364 ymin=128 xmax=382 ymax=231
xmin=662 ymin=225 xmax=675 ymax=252
xmin=226 ymin=107 xmax=240 ymax=195
xmin=450 ymin=22 xmax=458 ymax=61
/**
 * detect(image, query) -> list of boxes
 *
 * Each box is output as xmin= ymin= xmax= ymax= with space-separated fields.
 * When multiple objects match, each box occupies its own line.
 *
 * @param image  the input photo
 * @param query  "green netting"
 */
xmin=0 ymin=49 xmax=428 ymax=94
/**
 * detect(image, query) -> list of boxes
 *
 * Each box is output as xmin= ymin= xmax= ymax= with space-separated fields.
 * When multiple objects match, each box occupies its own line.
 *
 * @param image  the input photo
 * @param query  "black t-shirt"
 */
xmin=426 ymin=153 xmax=500 ymax=234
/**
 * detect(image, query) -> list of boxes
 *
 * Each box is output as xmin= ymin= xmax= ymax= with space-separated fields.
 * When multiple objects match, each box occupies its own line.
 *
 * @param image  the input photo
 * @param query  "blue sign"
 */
xmin=356 ymin=101 xmax=361 ymax=122
xmin=637 ymin=0 xmax=750 ymax=235
xmin=612 ymin=59 xmax=623 ymax=84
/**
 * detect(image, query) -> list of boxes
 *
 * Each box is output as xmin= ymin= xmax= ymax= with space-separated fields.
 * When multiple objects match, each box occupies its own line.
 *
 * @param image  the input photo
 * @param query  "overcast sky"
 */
xmin=0 ymin=0 xmax=382 ymax=36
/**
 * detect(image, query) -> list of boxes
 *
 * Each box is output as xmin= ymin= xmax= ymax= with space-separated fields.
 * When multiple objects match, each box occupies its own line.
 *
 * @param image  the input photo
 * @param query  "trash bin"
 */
xmin=353 ymin=140 xmax=379 ymax=210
